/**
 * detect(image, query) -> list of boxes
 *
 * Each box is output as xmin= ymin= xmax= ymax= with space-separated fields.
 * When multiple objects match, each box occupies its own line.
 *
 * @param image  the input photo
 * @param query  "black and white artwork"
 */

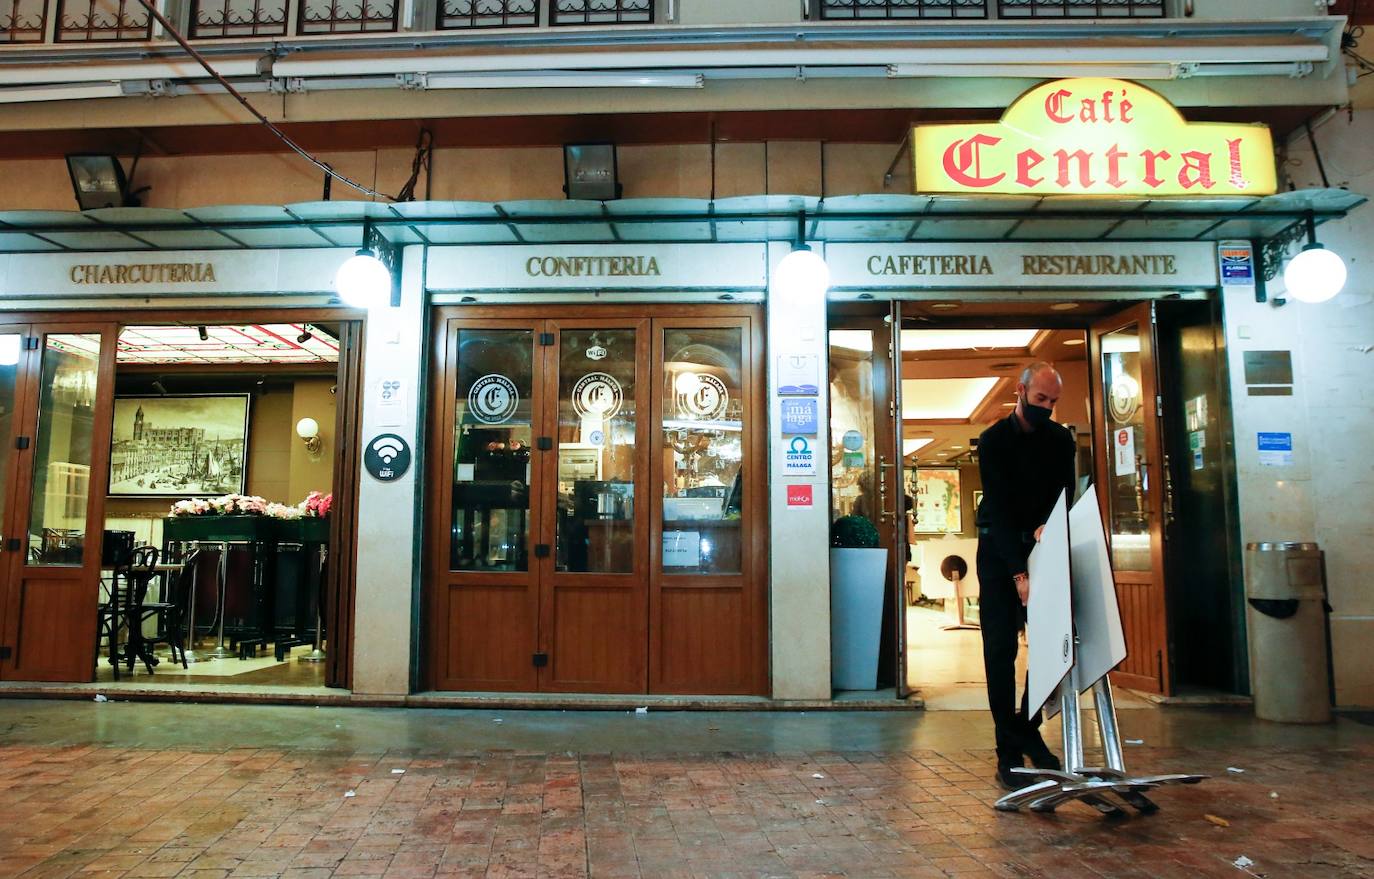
xmin=109 ymin=395 xmax=249 ymax=497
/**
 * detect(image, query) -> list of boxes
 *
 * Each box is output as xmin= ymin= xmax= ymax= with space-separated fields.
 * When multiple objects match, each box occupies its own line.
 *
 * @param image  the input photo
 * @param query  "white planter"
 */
xmin=829 ymin=546 xmax=889 ymax=691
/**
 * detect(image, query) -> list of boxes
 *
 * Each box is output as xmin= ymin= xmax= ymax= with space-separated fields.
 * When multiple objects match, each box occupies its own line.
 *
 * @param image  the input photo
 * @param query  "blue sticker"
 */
xmin=779 ymin=398 xmax=819 ymax=435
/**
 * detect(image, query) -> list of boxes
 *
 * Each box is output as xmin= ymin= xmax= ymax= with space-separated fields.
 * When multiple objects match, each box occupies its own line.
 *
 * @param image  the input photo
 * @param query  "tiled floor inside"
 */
xmin=0 ymin=700 xmax=1371 ymax=878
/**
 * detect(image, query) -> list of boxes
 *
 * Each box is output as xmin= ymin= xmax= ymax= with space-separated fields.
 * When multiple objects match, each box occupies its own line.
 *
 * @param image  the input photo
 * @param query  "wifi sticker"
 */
xmin=364 ymin=433 xmax=412 ymax=482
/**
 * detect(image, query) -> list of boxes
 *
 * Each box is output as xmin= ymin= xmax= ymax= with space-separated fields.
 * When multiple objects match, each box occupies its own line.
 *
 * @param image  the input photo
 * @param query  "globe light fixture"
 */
xmin=774 ymin=245 xmax=831 ymax=300
xmin=296 ymin=417 xmax=322 ymax=454
xmin=335 ymin=247 xmax=392 ymax=310
xmin=1283 ymin=243 xmax=1347 ymax=304
xmin=0 ymin=335 xmax=21 ymax=367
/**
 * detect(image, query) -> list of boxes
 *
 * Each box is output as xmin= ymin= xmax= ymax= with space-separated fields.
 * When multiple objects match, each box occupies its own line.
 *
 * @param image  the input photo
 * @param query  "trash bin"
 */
xmin=1244 ymin=542 xmax=1332 ymax=723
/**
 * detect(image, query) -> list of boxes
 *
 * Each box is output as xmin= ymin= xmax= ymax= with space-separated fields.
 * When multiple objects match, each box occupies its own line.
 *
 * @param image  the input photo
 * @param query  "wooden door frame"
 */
xmin=1088 ymin=301 xmax=1172 ymax=695
xmin=424 ymin=304 xmax=768 ymax=696
xmin=0 ymin=307 xmax=364 ymax=685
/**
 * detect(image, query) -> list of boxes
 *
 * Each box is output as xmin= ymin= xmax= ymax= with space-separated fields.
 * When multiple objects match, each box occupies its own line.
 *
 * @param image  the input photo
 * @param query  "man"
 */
xmin=976 ymin=361 xmax=1076 ymax=790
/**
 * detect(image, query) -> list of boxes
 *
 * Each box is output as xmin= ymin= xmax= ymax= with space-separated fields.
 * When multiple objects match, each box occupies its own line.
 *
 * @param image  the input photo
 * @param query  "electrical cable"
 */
xmin=129 ymin=0 xmax=399 ymax=201
xmin=395 ymin=128 xmax=434 ymax=203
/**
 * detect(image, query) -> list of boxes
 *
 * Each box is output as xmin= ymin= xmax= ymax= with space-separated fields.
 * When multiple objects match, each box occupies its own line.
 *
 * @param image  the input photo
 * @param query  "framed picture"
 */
xmin=109 ymin=395 xmax=250 ymax=497
xmin=913 ymin=468 xmax=962 ymax=534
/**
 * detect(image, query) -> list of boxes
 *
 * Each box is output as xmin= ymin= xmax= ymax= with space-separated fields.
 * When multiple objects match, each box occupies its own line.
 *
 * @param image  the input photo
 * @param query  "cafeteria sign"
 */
xmin=913 ymin=78 xmax=1275 ymax=197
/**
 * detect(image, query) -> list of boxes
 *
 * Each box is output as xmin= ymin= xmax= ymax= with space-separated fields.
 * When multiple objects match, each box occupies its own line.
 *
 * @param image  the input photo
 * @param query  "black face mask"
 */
xmin=1021 ymin=395 xmax=1054 ymax=427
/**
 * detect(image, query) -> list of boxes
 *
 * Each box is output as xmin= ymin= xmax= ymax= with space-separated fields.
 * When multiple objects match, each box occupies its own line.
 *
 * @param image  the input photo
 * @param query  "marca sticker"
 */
xmin=786 ymin=484 xmax=814 ymax=509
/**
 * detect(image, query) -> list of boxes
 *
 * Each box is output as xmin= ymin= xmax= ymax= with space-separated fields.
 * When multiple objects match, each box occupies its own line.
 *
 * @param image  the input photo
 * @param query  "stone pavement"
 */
xmin=0 ymin=700 xmax=1371 ymax=878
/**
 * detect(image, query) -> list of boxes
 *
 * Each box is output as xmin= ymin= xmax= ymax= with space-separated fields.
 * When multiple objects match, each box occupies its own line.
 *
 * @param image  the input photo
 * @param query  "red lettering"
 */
xmin=1045 ymin=88 xmax=1074 ymax=124
xmin=1227 ymin=138 xmax=1249 ymax=190
xmin=1178 ymin=150 xmax=1216 ymax=190
xmin=941 ymin=135 xmax=1006 ymax=189
xmin=1119 ymin=91 xmax=1133 ymax=124
xmin=1106 ymin=144 xmax=1128 ymax=189
xmin=1055 ymin=149 xmax=1094 ymax=189
xmin=1142 ymin=149 xmax=1171 ymax=188
xmin=1017 ymin=149 xmax=1045 ymax=187
xmin=1101 ymin=91 xmax=1115 ymax=124
xmin=1079 ymin=101 xmax=1098 ymax=124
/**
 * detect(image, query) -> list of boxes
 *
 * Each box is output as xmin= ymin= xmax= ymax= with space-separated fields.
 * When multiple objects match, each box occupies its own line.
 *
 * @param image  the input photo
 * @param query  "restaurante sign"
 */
xmin=912 ymin=78 xmax=1276 ymax=197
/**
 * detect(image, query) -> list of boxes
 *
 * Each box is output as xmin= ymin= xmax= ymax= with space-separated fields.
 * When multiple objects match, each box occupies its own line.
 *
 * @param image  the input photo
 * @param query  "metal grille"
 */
xmin=997 ymin=0 xmax=1165 ymax=17
xmin=439 ymin=0 xmax=537 ymax=29
xmin=298 ymin=0 xmax=397 ymax=33
xmin=820 ymin=0 xmax=988 ymax=19
xmin=550 ymin=0 xmax=652 ymax=26
xmin=0 ymin=0 xmax=45 ymax=41
xmin=191 ymin=0 xmax=287 ymax=37
xmin=56 ymin=0 xmax=150 ymax=40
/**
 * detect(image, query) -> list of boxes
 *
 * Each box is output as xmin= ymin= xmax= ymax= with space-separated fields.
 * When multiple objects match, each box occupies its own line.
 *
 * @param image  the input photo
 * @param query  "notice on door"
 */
xmin=663 ymin=531 xmax=702 ymax=567
xmin=1113 ymin=427 xmax=1137 ymax=477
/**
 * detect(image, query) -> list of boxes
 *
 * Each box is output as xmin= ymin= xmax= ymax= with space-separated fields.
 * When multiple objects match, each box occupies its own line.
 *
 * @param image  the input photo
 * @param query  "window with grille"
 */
xmin=0 ymin=0 xmax=46 ymax=42
xmin=56 ymin=0 xmax=150 ymax=40
xmin=997 ymin=0 xmax=1165 ymax=17
xmin=819 ymin=0 xmax=988 ymax=19
xmin=191 ymin=0 xmax=288 ymax=37
xmin=550 ymin=0 xmax=652 ymax=26
xmin=439 ymin=0 xmax=538 ymax=29
xmin=298 ymin=0 xmax=398 ymax=33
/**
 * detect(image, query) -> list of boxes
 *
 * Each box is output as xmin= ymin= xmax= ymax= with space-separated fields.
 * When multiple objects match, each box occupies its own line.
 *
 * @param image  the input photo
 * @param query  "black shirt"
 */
xmin=975 ymin=413 xmax=1077 ymax=576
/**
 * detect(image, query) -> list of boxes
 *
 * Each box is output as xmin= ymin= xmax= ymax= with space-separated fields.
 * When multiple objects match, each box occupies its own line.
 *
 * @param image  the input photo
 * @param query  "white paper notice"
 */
xmin=376 ymin=378 xmax=407 ymax=427
xmin=1113 ymin=427 xmax=1136 ymax=477
xmin=1068 ymin=489 xmax=1127 ymax=692
xmin=1027 ymin=491 xmax=1073 ymax=719
xmin=662 ymin=531 xmax=701 ymax=567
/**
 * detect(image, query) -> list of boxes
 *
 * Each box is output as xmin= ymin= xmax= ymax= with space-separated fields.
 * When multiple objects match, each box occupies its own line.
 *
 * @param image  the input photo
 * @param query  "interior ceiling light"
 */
xmin=297 ymin=325 xmax=314 ymax=344
xmin=903 ymin=438 xmax=933 ymax=456
xmin=902 ymin=377 xmax=999 ymax=421
xmin=901 ymin=329 xmax=1037 ymax=352
xmin=1050 ymin=302 xmax=1080 ymax=311
xmin=929 ymin=303 xmax=961 ymax=311
xmin=828 ymin=330 xmax=874 ymax=353
xmin=1063 ymin=338 xmax=1086 ymax=346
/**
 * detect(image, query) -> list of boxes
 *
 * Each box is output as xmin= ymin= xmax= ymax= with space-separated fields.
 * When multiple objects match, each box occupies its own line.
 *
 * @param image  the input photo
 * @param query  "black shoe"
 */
xmin=996 ymin=765 xmax=1026 ymax=791
xmin=1023 ymin=740 xmax=1062 ymax=772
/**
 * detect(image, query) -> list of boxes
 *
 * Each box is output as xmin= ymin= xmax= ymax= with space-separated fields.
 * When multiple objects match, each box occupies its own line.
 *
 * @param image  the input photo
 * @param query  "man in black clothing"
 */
xmin=976 ymin=361 xmax=1077 ymax=790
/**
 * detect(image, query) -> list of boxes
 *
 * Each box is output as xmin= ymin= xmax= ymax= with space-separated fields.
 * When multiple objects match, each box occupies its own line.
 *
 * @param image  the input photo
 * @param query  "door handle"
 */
xmin=878 ymin=455 xmax=895 ymax=522
xmin=1162 ymin=453 xmax=1177 ymax=527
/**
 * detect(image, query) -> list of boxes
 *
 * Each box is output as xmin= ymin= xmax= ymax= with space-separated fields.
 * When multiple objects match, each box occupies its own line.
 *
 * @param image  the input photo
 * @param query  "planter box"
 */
xmin=830 ymin=546 xmax=889 ymax=691
xmin=271 ymin=517 xmax=331 ymax=544
xmin=165 ymin=514 xmax=269 ymax=542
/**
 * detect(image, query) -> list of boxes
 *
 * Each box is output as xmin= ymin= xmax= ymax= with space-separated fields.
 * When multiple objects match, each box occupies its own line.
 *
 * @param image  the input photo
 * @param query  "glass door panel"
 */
xmin=0 ymin=333 xmax=22 ymax=542
xmin=26 ymin=334 xmax=101 ymax=567
xmin=1099 ymin=324 xmax=1151 ymax=572
xmin=828 ymin=329 xmax=878 ymax=524
xmin=450 ymin=329 xmax=535 ymax=573
xmin=660 ymin=327 xmax=744 ymax=576
xmin=555 ymin=327 xmax=638 ymax=574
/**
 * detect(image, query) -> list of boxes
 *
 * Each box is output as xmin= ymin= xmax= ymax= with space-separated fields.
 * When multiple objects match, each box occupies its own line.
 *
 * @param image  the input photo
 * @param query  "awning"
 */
xmin=0 ymin=189 xmax=1362 ymax=254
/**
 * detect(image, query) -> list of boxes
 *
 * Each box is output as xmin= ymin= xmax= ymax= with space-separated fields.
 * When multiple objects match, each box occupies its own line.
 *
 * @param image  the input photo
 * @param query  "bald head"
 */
xmin=1016 ymin=361 xmax=1062 ymax=429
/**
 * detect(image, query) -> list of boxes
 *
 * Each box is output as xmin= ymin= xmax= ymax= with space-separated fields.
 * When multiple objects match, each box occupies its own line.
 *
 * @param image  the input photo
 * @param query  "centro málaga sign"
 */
xmin=912 ymin=78 xmax=1276 ymax=197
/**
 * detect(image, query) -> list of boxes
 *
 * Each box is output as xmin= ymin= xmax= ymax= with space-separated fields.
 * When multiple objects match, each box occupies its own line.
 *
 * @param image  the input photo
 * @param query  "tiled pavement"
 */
xmin=0 ymin=702 xmax=1372 ymax=878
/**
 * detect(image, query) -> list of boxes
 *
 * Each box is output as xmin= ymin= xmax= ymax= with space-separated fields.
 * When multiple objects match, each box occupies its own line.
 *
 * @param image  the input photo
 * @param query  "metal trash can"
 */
xmin=1244 ymin=542 xmax=1332 ymax=723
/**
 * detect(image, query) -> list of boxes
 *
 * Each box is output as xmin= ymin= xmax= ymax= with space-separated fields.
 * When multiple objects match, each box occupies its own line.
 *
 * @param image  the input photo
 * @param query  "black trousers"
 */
xmin=976 ymin=539 xmax=1046 ymax=767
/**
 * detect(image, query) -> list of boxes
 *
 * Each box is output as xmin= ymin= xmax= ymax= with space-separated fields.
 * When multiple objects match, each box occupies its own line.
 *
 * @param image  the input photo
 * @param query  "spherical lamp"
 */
xmin=335 ymin=248 xmax=392 ymax=310
xmin=773 ymin=246 xmax=831 ymax=300
xmin=1283 ymin=244 xmax=1347 ymax=304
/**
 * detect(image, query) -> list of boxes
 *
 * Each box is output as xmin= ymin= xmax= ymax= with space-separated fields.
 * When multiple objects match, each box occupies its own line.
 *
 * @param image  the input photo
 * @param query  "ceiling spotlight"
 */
xmin=297 ymin=325 xmax=314 ymax=344
xmin=150 ymin=379 xmax=168 ymax=396
xmin=929 ymin=303 xmax=961 ymax=311
xmin=1049 ymin=302 xmax=1080 ymax=311
xmin=1063 ymin=338 xmax=1085 ymax=346
xmin=197 ymin=325 xmax=208 ymax=341
xmin=65 ymin=154 xmax=144 ymax=211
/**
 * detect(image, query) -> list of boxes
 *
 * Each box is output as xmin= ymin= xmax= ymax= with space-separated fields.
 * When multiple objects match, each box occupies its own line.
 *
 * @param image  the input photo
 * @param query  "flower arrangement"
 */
xmin=302 ymin=491 xmax=333 ymax=518
xmin=169 ymin=491 xmax=333 ymax=519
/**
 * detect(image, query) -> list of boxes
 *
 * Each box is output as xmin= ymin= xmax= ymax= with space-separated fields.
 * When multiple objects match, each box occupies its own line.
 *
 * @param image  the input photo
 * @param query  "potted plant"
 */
xmin=829 ymin=514 xmax=888 ymax=691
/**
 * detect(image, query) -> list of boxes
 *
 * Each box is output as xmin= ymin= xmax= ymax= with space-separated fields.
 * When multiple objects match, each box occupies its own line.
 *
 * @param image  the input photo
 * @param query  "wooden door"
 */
xmin=429 ymin=319 xmax=545 ymax=691
xmin=0 ymin=325 xmax=116 ymax=682
xmin=1089 ymin=303 xmax=1172 ymax=696
xmin=649 ymin=315 xmax=767 ymax=695
xmin=538 ymin=319 xmax=650 ymax=693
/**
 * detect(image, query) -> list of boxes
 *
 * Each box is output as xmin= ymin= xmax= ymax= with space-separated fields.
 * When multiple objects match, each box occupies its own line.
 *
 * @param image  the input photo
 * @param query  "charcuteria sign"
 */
xmin=912 ymin=78 xmax=1276 ymax=197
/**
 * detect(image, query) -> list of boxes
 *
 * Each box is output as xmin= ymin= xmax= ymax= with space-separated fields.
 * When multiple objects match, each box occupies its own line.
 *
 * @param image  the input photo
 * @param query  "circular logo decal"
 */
xmin=469 ymin=374 xmax=519 ymax=425
xmin=842 ymin=429 xmax=864 ymax=452
xmin=572 ymin=372 xmax=623 ymax=420
xmin=586 ymin=345 xmax=608 ymax=361
xmin=1108 ymin=374 xmax=1140 ymax=423
xmin=680 ymin=374 xmax=729 ymax=421
xmin=364 ymin=433 xmax=411 ymax=482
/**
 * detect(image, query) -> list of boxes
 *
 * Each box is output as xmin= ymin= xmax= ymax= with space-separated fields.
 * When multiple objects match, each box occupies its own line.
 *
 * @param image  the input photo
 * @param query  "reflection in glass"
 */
xmin=1101 ymin=326 xmax=1151 ymax=571
xmin=661 ymin=328 xmax=744 ymax=575
xmin=450 ymin=330 xmax=533 ymax=572
xmin=0 ymin=334 xmax=20 ymax=544
xmin=829 ymin=331 xmax=877 ymax=523
xmin=28 ymin=334 xmax=101 ymax=567
xmin=556 ymin=328 xmax=637 ymax=574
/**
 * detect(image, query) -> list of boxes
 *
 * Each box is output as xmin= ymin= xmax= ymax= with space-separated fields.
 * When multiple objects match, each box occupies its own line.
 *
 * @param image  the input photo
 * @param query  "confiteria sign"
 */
xmin=912 ymin=78 xmax=1276 ymax=197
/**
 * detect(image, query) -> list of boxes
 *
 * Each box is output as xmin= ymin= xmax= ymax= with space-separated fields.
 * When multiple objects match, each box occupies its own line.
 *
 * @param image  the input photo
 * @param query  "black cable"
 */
xmin=129 ymin=0 xmax=397 ymax=201
xmin=395 ymin=128 xmax=434 ymax=203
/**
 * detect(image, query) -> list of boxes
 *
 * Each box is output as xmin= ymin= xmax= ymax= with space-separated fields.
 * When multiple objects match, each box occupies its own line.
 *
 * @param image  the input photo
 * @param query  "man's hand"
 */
xmin=1014 ymin=573 xmax=1030 ymax=606
xmin=1033 ymin=525 xmax=1045 ymax=542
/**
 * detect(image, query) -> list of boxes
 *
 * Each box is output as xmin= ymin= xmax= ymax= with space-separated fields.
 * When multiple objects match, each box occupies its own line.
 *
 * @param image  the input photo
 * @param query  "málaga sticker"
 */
xmin=469 ymin=374 xmax=520 ymax=424
xmin=572 ymin=372 xmax=624 ymax=420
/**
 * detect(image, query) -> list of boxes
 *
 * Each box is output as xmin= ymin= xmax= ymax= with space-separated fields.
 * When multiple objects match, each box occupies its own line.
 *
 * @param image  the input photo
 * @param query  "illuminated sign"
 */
xmin=913 ymin=78 xmax=1276 ymax=197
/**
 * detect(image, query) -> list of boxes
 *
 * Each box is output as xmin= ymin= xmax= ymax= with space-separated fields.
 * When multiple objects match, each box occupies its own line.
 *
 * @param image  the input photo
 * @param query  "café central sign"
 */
xmin=912 ymin=78 xmax=1276 ymax=197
